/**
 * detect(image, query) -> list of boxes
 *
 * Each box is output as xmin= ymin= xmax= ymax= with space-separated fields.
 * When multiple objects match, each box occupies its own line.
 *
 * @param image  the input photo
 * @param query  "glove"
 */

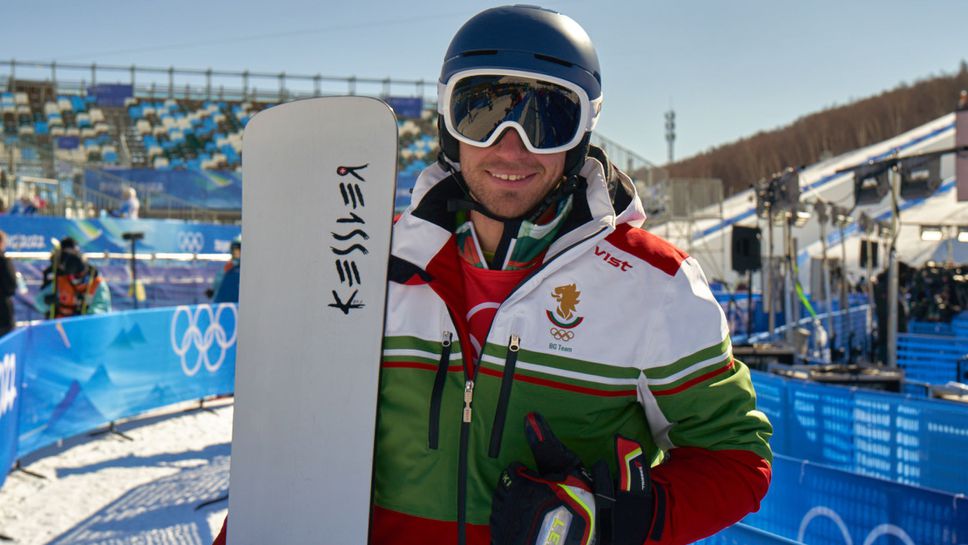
xmin=490 ymin=412 xmax=597 ymax=545
xmin=43 ymin=293 xmax=56 ymax=305
xmin=591 ymin=436 xmax=663 ymax=545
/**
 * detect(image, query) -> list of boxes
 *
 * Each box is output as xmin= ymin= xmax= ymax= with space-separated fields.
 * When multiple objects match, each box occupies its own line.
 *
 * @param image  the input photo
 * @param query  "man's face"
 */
xmin=459 ymin=129 xmax=566 ymax=219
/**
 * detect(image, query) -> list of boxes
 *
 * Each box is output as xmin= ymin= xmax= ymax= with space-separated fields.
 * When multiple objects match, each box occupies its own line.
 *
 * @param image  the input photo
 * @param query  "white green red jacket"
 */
xmin=371 ymin=156 xmax=773 ymax=545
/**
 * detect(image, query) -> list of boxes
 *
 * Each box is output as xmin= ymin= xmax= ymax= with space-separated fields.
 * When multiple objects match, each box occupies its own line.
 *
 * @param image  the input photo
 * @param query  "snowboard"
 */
xmin=228 ymin=96 xmax=398 ymax=544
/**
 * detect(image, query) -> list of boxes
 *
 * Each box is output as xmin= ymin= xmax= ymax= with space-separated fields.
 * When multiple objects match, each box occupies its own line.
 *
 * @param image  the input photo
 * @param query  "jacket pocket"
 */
xmin=428 ymin=331 xmax=453 ymax=450
xmin=488 ymin=334 xmax=520 ymax=458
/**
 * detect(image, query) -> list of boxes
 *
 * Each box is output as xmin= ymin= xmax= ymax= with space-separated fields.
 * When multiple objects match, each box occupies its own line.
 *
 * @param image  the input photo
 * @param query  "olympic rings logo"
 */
xmin=0 ymin=353 xmax=16 ymax=418
xmin=170 ymin=304 xmax=238 ymax=377
xmin=798 ymin=506 xmax=915 ymax=545
xmin=549 ymin=328 xmax=575 ymax=342
xmin=178 ymin=232 xmax=205 ymax=253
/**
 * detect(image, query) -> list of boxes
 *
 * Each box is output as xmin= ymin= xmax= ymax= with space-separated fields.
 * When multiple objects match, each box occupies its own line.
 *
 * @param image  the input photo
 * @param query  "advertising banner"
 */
xmin=85 ymin=168 xmax=243 ymax=210
xmin=0 ymin=216 xmax=241 ymax=255
xmin=16 ymin=304 xmax=236 ymax=457
xmin=747 ymin=454 xmax=968 ymax=545
xmin=0 ymin=329 xmax=26 ymax=489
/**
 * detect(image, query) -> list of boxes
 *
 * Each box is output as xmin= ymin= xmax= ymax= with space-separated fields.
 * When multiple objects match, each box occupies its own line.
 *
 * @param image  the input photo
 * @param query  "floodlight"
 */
xmin=775 ymin=168 xmax=801 ymax=212
xmin=958 ymin=227 xmax=968 ymax=243
xmin=899 ymin=155 xmax=942 ymax=199
xmin=920 ymin=225 xmax=944 ymax=241
xmin=853 ymin=162 xmax=891 ymax=205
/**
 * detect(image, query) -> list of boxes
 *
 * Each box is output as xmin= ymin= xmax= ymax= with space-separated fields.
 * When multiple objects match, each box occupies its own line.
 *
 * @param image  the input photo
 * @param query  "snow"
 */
xmin=0 ymin=399 xmax=232 ymax=545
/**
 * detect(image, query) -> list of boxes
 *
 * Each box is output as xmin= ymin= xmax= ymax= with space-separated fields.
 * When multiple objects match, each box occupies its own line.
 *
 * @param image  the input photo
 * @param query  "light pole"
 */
xmin=122 ymin=232 xmax=145 ymax=309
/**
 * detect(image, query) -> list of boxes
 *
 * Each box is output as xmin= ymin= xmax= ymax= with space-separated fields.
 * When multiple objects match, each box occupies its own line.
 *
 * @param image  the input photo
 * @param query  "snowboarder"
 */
xmin=216 ymin=5 xmax=772 ymax=544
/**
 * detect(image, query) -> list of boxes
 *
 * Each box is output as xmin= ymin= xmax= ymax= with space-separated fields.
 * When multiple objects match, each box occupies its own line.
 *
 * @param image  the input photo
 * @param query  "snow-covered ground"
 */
xmin=0 ymin=399 xmax=232 ymax=545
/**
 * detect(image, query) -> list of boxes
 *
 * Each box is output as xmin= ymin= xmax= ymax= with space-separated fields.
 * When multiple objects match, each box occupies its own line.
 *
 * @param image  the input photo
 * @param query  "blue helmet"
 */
xmin=438 ymin=5 xmax=602 ymax=173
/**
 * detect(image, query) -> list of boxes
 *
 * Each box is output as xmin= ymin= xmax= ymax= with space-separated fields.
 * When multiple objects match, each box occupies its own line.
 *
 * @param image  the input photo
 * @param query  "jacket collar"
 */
xmin=390 ymin=156 xmax=646 ymax=276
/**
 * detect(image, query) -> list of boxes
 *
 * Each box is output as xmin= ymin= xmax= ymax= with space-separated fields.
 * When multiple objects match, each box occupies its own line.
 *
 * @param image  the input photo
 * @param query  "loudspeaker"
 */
xmin=860 ymin=238 xmax=879 ymax=268
xmin=732 ymin=225 xmax=762 ymax=273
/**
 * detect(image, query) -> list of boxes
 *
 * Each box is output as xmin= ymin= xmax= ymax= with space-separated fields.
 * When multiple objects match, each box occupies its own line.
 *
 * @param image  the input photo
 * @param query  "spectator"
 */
xmin=41 ymin=237 xmax=78 ymax=289
xmin=34 ymin=245 xmax=111 ymax=318
xmin=8 ymin=194 xmax=38 ymax=215
xmin=0 ymin=230 xmax=18 ymax=336
xmin=208 ymin=236 xmax=241 ymax=303
xmin=111 ymin=187 xmax=140 ymax=219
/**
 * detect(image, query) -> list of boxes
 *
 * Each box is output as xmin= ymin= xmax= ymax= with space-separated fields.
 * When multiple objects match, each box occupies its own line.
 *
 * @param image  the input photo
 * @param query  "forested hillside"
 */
xmin=651 ymin=62 xmax=968 ymax=196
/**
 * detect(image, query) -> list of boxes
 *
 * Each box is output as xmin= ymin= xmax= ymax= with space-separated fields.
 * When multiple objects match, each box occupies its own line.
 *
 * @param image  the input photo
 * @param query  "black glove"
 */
xmin=490 ymin=412 xmax=597 ymax=545
xmin=591 ymin=436 xmax=664 ymax=545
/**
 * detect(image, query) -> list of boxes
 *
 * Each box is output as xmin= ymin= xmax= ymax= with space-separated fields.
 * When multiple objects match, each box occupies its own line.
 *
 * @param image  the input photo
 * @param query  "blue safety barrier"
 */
xmin=0 ymin=304 xmax=236 ymax=489
xmin=0 ymin=329 xmax=26 ymax=490
xmin=897 ymin=332 xmax=968 ymax=384
xmin=0 ymin=216 xmax=241 ymax=255
xmin=753 ymin=370 xmax=968 ymax=495
xmin=746 ymin=454 xmax=968 ymax=545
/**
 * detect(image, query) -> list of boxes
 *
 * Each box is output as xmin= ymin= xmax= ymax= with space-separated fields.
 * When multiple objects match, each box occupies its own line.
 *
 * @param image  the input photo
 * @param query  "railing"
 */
xmin=2 ymin=59 xmax=431 ymax=103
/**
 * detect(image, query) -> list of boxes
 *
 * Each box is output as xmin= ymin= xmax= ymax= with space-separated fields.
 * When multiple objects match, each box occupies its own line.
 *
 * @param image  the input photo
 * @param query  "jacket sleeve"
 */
xmin=88 ymin=281 xmax=112 ymax=314
xmin=34 ymin=284 xmax=53 ymax=315
xmin=0 ymin=255 xmax=17 ymax=297
xmin=638 ymin=257 xmax=773 ymax=544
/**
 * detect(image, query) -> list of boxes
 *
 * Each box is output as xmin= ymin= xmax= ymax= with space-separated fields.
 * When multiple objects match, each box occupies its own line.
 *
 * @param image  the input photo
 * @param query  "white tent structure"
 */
xmin=656 ymin=112 xmax=963 ymax=294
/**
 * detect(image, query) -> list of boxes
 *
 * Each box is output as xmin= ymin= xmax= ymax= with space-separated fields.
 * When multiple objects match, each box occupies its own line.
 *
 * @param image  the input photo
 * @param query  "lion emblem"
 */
xmin=552 ymin=284 xmax=581 ymax=320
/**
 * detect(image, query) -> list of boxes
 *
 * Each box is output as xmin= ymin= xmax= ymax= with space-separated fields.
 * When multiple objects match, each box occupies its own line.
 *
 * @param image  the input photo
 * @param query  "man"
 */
xmin=207 ymin=237 xmax=241 ymax=304
xmin=0 ymin=230 xmax=18 ymax=336
xmin=34 ymin=245 xmax=111 ymax=318
xmin=215 ymin=6 xmax=771 ymax=545
xmin=371 ymin=6 xmax=771 ymax=545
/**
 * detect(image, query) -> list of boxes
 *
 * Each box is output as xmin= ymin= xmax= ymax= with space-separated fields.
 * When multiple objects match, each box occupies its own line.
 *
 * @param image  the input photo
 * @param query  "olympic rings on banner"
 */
xmin=178 ymin=232 xmax=205 ymax=253
xmin=550 ymin=328 xmax=575 ymax=341
xmin=171 ymin=304 xmax=238 ymax=377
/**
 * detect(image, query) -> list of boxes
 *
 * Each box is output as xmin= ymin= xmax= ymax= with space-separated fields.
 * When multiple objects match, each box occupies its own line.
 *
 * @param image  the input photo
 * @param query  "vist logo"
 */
xmin=0 ymin=353 xmax=16 ymax=418
xmin=594 ymin=245 xmax=632 ymax=271
xmin=546 ymin=284 xmax=584 ymax=342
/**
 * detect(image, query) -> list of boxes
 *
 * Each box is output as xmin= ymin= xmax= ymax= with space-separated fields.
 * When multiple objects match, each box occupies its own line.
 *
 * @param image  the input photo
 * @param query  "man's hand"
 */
xmin=490 ymin=412 xmax=596 ymax=545
xmin=593 ymin=436 xmax=663 ymax=545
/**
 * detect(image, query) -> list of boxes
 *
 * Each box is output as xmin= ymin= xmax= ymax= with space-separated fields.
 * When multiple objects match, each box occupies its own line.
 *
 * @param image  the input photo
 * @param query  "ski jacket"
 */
xmin=371 ymin=156 xmax=773 ymax=545
xmin=34 ymin=270 xmax=111 ymax=318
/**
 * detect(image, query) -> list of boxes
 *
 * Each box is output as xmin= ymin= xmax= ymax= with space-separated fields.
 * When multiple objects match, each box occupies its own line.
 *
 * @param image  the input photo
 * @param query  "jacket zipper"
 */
xmin=428 ymin=331 xmax=453 ymax=450
xmin=457 ymin=378 xmax=473 ymax=545
xmin=455 ymin=226 xmax=610 ymax=545
xmin=488 ymin=335 xmax=520 ymax=458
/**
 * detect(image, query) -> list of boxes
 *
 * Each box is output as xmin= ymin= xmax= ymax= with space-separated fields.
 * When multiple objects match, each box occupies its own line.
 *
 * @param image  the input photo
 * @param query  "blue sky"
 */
xmin=1 ymin=0 xmax=965 ymax=165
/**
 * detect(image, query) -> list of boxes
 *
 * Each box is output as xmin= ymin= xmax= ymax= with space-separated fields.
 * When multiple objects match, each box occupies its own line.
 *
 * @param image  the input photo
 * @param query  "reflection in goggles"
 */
xmin=450 ymin=75 xmax=583 ymax=150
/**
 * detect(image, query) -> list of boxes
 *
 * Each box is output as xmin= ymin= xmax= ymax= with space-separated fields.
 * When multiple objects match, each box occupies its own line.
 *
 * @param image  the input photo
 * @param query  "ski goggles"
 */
xmin=438 ymin=69 xmax=602 ymax=155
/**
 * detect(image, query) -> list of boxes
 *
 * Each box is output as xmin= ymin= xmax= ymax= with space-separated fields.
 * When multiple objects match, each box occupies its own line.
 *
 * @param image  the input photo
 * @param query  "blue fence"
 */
xmin=897 ymin=332 xmax=968 ymax=384
xmin=717 ymin=291 xmax=873 ymax=363
xmin=747 ymin=454 xmax=968 ymax=545
xmin=3 ymin=306 xmax=968 ymax=543
xmin=0 ymin=304 xmax=236 ymax=489
xmin=753 ymin=370 xmax=968 ymax=495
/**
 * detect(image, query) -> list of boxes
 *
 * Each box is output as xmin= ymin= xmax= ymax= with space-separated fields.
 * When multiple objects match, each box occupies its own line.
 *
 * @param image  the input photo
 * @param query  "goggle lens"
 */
xmin=449 ymin=74 xmax=584 ymax=151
